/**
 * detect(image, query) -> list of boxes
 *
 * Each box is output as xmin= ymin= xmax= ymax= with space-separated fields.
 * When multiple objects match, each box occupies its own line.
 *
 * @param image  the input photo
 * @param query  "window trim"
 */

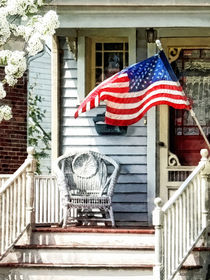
xmin=89 ymin=37 xmax=129 ymax=94
xmin=77 ymin=28 xmax=136 ymax=102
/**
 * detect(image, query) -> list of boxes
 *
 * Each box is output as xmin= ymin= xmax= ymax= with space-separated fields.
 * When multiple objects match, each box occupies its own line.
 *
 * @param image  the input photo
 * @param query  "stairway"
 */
xmin=0 ymin=227 xmax=209 ymax=280
xmin=0 ymin=227 xmax=155 ymax=280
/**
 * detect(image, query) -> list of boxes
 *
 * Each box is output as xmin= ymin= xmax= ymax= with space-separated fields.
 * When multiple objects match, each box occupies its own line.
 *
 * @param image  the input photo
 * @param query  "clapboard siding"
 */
xmin=59 ymin=37 xmax=148 ymax=226
xmin=28 ymin=48 xmax=51 ymax=174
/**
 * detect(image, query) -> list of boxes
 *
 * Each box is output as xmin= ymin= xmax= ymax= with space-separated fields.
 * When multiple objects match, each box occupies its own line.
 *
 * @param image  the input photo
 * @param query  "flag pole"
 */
xmin=155 ymin=39 xmax=210 ymax=150
xmin=190 ymin=109 xmax=210 ymax=150
xmin=155 ymin=40 xmax=163 ymax=51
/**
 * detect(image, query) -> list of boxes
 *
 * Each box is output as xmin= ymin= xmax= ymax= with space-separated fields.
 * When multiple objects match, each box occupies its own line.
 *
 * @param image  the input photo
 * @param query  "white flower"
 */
xmin=0 ymin=105 xmax=12 ymax=122
xmin=26 ymin=33 xmax=44 ymax=56
xmin=0 ymin=8 xmax=10 ymax=46
xmin=5 ymin=74 xmax=18 ymax=86
xmin=4 ymin=51 xmax=27 ymax=85
xmin=41 ymin=10 xmax=59 ymax=36
xmin=0 ymin=82 xmax=6 ymax=99
xmin=0 ymin=50 xmax=11 ymax=65
xmin=6 ymin=0 xmax=44 ymax=17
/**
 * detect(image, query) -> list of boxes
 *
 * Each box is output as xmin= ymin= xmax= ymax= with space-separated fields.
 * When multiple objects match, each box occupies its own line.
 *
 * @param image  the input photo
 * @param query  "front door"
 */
xmin=159 ymin=37 xmax=210 ymax=202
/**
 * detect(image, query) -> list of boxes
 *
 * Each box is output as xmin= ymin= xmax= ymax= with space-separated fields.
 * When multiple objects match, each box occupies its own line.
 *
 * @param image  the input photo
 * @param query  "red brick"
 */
xmin=0 ymin=69 xmax=27 ymax=174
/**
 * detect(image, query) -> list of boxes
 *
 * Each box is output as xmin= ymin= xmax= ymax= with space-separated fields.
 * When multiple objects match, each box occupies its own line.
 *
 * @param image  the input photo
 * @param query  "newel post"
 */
xmin=153 ymin=197 xmax=163 ymax=280
xmin=26 ymin=147 xmax=36 ymax=239
xmin=200 ymin=149 xmax=210 ymax=230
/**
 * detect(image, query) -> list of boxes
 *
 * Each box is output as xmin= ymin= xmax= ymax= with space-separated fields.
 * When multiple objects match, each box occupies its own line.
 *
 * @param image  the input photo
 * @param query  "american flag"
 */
xmin=74 ymin=50 xmax=191 ymax=126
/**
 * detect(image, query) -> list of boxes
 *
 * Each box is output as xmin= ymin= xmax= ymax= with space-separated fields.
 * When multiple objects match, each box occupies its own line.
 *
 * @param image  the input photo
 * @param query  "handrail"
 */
xmin=153 ymin=149 xmax=210 ymax=280
xmin=0 ymin=158 xmax=32 ymax=194
xmin=0 ymin=147 xmax=36 ymax=259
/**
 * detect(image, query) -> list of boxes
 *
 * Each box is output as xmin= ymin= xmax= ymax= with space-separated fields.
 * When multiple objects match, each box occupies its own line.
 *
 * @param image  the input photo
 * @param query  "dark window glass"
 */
xmin=96 ymin=43 xmax=102 ymax=50
xmin=104 ymin=43 xmax=123 ymax=51
xmin=95 ymin=68 xmax=102 ymax=84
xmin=96 ymin=52 xmax=102 ymax=67
xmin=104 ymin=52 xmax=122 ymax=79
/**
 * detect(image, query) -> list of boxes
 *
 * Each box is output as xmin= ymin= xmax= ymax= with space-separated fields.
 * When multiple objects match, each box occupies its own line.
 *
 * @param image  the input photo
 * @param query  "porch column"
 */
xmin=51 ymin=35 xmax=60 ymax=166
xmin=147 ymin=42 xmax=157 ymax=225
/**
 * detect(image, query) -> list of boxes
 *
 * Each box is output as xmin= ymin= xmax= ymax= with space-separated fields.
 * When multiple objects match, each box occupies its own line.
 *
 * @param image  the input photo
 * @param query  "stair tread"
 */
xmin=0 ymin=262 xmax=203 ymax=270
xmin=14 ymin=244 xmax=155 ymax=250
xmin=0 ymin=262 xmax=154 ymax=269
xmin=33 ymin=227 xmax=155 ymax=234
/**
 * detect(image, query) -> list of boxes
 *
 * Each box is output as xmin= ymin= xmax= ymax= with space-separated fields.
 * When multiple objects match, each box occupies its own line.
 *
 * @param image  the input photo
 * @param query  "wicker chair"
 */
xmin=54 ymin=150 xmax=120 ymax=227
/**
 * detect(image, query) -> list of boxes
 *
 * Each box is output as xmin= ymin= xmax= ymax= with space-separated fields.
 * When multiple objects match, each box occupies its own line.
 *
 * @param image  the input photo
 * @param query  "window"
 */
xmin=86 ymin=38 xmax=129 ymax=95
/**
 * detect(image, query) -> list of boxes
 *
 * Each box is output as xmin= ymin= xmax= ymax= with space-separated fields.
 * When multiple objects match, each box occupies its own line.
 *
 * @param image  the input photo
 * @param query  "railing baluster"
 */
xmin=179 ymin=196 xmax=182 ymax=262
xmin=5 ymin=189 xmax=9 ymax=250
xmin=168 ymin=209 xmax=171 ymax=277
xmin=21 ymin=174 xmax=25 ymax=230
xmin=43 ymin=178 xmax=47 ymax=223
xmin=13 ymin=180 xmax=17 ymax=241
xmin=9 ymin=185 xmax=13 ymax=245
xmin=164 ymin=213 xmax=168 ymax=279
xmin=175 ymin=201 xmax=179 ymax=269
xmin=1 ymin=193 xmax=6 ymax=254
xmin=47 ymin=178 xmax=50 ymax=222
xmin=182 ymin=191 xmax=186 ymax=255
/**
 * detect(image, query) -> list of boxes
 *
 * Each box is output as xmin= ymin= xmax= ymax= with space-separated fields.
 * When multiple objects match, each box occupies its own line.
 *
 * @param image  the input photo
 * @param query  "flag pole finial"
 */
xmin=155 ymin=40 xmax=163 ymax=51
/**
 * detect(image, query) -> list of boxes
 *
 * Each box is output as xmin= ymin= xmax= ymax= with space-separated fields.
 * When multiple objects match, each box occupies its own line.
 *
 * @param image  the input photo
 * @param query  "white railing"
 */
xmin=0 ymin=174 xmax=62 ymax=225
xmin=153 ymin=149 xmax=210 ymax=280
xmin=34 ymin=175 xmax=62 ymax=224
xmin=0 ymin=147 xmax=36 ymax=259
xmin=0 ymin=175 xmax=10 ymax=188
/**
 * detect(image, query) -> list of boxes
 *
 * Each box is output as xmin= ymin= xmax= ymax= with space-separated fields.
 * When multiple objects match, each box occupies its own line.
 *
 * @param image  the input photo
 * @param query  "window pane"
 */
xmin=104 ymin=43 xmax=123 ymax=51
xmin=96 ymin=52 xmax=102 ymax=67
xmin=104 ymin=52 xmax=122 ymax=79
xmin=125 ymin=43 xmax=128 ymax=51
xmin=95 ymin=68 xmax=102 ymax=84
xmin=201 ymin=49 xmax=210 ymax=58
xmin=125 ymin=52 xmax=128 ymax=68
xmin=183 ymin=49 xmax=200 ymax=58
xmin=96 ymin=43 xmax=102 ymax=50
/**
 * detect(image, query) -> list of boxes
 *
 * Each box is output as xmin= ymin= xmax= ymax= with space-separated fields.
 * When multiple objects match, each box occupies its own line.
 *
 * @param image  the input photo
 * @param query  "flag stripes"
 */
xmin=74 ymin=51 xmax=191 ymax=126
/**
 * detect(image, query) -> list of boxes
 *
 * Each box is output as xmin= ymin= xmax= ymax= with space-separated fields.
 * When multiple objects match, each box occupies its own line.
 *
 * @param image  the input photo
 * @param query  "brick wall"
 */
xmin=0 ymin=68 xmax=27 ymax=174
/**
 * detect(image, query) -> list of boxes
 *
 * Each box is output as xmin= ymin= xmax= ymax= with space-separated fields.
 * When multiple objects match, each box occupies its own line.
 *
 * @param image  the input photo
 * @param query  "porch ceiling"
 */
xmin=48 ymin=3 xmax=210 ymax=29
xmin=50 ymin=0 xmax=210 ymax=6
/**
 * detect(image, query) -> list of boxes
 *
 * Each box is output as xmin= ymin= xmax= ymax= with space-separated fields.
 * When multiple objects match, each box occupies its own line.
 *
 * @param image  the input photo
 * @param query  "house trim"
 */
xmin=51 ymin=36 xmax=60 ymax=166
xmin=52 ymin=4 xmax=210 ymax=29
xmin=77 ymin=28 xmax=136 ymax=101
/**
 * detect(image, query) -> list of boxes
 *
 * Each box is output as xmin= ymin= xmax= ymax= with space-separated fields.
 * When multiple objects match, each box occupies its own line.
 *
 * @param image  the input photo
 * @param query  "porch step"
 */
xmin=0 ymin=227 xmax=208 ymax=280
xmin=1 ymin=227 xmax=156 ymax=279
xmin=0 ymin=264 xmax=154 ymax=280
xmin=2 ymin=244 xmax=155 ymax=265
xmin=31 ymin=227 xmax=155 ymax=247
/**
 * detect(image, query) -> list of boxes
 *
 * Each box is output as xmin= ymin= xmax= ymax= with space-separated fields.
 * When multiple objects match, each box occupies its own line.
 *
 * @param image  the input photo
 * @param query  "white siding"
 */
xmin=59 ymin=37 xmax=148 ymax=226
xmin=28 ymin=48 xmax=52 ymax=174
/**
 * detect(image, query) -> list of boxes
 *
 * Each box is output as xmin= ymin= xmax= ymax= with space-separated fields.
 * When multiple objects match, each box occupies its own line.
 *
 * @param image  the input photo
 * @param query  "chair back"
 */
xmin=56 ymin=151 xmax=119 ymax=197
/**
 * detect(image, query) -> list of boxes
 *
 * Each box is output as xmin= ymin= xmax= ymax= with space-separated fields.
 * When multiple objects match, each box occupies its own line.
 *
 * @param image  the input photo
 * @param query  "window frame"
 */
xmin=77 ymin=29 xmax=136 ymax=102
xmin=90 ymin=37 xmax=129 ymax=92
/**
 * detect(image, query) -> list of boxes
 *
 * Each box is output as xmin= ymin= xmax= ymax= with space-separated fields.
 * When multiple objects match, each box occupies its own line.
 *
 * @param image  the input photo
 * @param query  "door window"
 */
xmin=170 ymin=48 xmax=210 ymax=165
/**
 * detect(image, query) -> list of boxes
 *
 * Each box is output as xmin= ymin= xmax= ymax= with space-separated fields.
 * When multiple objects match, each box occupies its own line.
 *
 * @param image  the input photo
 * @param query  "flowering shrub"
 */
xmin=0 ymin=0 xmax=59 ymax=121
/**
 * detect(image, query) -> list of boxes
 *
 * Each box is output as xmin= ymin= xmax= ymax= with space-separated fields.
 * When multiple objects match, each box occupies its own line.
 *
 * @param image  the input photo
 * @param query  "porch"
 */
xmin=0 ymin=147 xmax=209 ymax=279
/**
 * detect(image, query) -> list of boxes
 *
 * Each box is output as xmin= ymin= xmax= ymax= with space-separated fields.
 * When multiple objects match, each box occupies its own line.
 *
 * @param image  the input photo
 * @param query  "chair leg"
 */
xmin=62 ymin=206 xmax=68 ymax=228
xmin=109 ymin=206 xmax=115 ymax=227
